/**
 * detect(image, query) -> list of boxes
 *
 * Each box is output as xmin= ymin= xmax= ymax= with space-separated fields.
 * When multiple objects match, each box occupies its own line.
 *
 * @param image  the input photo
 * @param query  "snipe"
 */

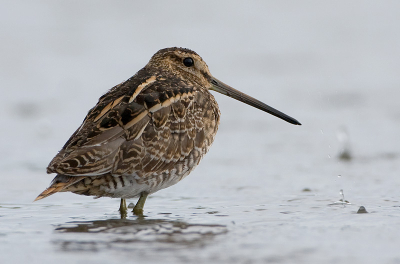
xmin=35 ymin=47 xmax=301 ymax=215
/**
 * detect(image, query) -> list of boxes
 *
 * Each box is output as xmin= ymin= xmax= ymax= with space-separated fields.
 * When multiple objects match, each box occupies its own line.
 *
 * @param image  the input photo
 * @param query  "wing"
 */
xmin=113 ymin=86 xmax=219 ymax=179
xmin=47 ymin=72 xmax=220 ymax=178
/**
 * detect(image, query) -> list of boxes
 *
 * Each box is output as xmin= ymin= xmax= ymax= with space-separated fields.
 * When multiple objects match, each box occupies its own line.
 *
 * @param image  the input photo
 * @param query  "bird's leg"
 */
xmin=132 ymin=192 xmax=148 ymax=215
xmin=119 ymin=198 xmax=127 ymax=219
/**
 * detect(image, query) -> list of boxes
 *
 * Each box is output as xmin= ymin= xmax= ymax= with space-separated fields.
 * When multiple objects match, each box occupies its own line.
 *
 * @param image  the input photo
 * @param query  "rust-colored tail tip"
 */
xmin=33 ymin=187 xmax=58 ymax=202
xmin=33 ymin=195 xmax=44 ymax=202
xmin=33 ymin=176 xmax=85 ymax=202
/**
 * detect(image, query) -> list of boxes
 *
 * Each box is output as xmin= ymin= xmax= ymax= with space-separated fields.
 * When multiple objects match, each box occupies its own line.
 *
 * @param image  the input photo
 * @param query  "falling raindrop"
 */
xmin=329 ymin=189 xmax=351 ymax=206
xmin=339 ymin=189 xmax=350 ymax=204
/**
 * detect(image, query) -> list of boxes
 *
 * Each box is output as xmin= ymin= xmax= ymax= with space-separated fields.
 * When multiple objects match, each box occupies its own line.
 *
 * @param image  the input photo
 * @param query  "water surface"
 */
xmin=1 ymin=1 xmax=400 ymax=263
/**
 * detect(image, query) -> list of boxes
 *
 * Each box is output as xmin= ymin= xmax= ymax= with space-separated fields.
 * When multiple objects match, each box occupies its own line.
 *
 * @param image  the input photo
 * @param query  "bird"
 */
xmin=34 ymin=47 xmax=301 ymax=216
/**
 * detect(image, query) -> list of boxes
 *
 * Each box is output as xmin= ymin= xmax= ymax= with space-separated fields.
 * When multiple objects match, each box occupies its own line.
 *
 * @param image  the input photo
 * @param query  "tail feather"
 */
xmin=34 ymin=175 xmax=86 ymax=201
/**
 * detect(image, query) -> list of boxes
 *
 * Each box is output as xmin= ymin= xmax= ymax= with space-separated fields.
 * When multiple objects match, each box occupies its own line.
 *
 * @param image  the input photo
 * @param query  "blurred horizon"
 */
xmin=1 ymin=2 xmax=400 ymax=263
xmin=2 ymin=0 xmax=400 ymax=198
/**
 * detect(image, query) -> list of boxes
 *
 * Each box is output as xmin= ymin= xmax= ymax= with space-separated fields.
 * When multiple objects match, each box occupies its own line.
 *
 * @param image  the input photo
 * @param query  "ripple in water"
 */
xmin=53 ymin=218 xmax=228 ymax=252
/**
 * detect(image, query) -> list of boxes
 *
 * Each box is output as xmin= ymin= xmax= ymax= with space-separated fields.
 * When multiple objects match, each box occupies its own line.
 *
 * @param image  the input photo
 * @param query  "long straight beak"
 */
xmin=210 ymin=77 xmax=301 ymax=125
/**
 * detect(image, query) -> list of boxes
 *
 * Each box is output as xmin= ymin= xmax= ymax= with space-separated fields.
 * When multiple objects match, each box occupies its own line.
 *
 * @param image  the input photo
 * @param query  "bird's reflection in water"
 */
xmin=53 ymin=218 xmax=227 ymax=252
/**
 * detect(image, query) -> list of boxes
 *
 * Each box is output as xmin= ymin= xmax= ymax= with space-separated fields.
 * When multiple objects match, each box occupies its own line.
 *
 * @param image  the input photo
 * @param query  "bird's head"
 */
xmin=148 ymin=47 xmax=212 ymax=88
xmin=148 ymin=47 xmax=301 ymax=125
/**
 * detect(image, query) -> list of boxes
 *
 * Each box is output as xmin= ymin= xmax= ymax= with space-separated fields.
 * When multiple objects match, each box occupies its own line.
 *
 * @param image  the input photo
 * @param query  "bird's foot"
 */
xmin=132 ymin=192 xmax=148 ymax=216
xmin=119 ymin=198 xmax=127 ymax=219
xmin=132 ymin=207 xmax=144 ymax=216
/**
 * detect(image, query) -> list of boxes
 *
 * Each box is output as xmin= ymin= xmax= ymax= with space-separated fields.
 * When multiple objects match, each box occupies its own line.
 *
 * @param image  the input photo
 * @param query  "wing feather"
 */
xmin=47 ymin=75 xmax=219 ymax=179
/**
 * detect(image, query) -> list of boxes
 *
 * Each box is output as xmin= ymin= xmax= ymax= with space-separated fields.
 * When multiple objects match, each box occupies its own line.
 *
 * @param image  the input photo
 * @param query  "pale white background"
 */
xmin=1 ymin=1 xmax=400 ymax=264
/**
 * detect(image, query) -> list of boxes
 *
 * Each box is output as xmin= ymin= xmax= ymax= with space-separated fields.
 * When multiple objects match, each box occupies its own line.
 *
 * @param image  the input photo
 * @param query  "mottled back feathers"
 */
xmin=36 ymin=48 xmax=221 ymax=200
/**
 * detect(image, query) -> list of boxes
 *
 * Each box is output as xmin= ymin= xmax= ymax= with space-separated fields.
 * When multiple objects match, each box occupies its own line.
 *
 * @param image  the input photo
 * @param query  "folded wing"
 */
xmin=47 ymin=76 xmax=218 ymax=179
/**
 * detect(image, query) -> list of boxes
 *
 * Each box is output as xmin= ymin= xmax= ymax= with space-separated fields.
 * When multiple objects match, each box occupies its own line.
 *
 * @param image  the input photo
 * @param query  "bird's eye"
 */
xmin=183 ymin=57 xmax=194 ymax=67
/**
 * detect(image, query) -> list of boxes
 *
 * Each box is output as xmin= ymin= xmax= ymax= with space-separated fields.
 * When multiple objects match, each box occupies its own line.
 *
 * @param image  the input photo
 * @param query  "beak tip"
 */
xmin=292 ymin=120 xmax=302 ymax=126
xmin=287 ymin=118 xmax=301 ymax=126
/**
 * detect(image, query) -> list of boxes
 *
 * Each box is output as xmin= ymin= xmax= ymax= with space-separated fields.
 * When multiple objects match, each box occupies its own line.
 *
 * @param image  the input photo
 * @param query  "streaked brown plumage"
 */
xmin=35 ymin=47 xmax=301 ymax=215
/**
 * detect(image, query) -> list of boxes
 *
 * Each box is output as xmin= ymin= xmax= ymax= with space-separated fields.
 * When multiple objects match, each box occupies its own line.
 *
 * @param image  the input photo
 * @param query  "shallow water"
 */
xmin=1 ymin=1 xmax=400 ymax=263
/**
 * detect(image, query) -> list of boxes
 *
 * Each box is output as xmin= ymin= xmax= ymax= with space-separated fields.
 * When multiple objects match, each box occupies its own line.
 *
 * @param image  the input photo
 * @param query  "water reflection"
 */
xmin=53 ymin=218 xmax=227 ymax=252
